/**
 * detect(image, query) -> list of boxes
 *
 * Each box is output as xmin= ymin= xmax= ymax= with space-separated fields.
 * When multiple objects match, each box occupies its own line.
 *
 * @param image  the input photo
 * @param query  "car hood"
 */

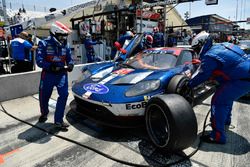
xmin=72 ymin=63 xmax=183 ymax=103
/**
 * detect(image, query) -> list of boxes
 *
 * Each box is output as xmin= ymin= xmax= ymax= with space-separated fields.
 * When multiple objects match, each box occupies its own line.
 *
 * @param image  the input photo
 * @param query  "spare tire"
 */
xmin=145 ymin=94 xmax=197 ymax=152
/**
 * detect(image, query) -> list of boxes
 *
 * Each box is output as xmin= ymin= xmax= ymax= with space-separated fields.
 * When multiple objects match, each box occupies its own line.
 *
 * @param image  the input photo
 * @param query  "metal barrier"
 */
xmin=0 ymin=64 xmax=86 ymax=102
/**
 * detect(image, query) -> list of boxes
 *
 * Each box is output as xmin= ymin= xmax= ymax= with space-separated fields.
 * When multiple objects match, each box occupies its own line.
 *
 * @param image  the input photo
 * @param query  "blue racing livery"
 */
xmin=83 ymin=83 xmax=109 ymax=94
xmin=71 ymin=34 xmax=214 ymax=127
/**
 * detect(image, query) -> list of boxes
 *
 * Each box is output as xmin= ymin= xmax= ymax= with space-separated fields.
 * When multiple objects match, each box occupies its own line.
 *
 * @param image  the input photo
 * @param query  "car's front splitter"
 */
xmin=70 ymin=96 xmax=145 ymax=128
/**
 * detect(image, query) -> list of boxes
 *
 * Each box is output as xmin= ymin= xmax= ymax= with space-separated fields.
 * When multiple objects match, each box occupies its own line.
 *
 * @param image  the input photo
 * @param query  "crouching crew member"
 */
xmin=188 ymin=31 xmax=250 ymax=144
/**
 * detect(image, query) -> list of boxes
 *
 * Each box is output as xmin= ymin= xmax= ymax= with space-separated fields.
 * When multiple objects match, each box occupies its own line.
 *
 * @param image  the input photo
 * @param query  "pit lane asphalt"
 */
xmin=0 ymin=89 xmax=249 ymax=167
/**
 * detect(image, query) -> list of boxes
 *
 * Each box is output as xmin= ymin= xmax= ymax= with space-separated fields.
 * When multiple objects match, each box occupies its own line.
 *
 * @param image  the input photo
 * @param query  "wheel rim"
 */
xmin=146 ymin=104 xmax=170 ymax=148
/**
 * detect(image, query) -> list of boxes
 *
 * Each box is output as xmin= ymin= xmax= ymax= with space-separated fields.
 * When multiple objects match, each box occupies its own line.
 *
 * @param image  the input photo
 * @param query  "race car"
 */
xmin=71 ymin=34 xmax=215 ymax=152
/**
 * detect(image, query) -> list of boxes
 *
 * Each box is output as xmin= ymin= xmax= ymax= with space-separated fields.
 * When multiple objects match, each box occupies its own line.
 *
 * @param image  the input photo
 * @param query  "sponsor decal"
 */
xmin=143 ymin=96 xmax=151 ymax=102
xmin=113 ymin=68 xmax=134 ymax=75
xmin=136 ymin=10 xmax=161 ymax=20
xmin=143 ymin=50 xmax=174 ymax=54
xmin=83 ymin=83 xmax=109 ymax=94
xmin=46 ymin=46 xmax=55 ymax=54
xmin=62 ymin=48 xmax=66 ymax=55
xmin=126 ymin=102 xmax=147 ymax=110
xmin=45 ymin=14 xmax=56 ymax=21
xmin=52 ymin=56 xmax=62 ymax=62
xmin=47 ymin=50 xmax=54 ymax=54
xmin=67 ymin=0 xmax=97 ymax=14
xmin=137 ymin=0 xmax=177 ymax=9
xmin=183 ymin=69 xmax=192 ymax=78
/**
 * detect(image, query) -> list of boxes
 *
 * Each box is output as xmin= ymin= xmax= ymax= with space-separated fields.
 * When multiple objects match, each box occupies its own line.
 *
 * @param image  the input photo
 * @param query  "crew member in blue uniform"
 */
xmin=11 ymin=31 xmax=37 ymax=73
xmin=36 ymin=21 xmax=74 ymax=130
xmin=116 ymin=33 xmax=154 ymax=62
xmin=152 ymin=27 xmax=164 ymax=47
xmin=84 ymin=33 xmax=102 ymax=63
xmin=188 ymin=31 xmax=250 ymax=144
xmin=133 ymin=34 xmax=153 ymax=55
xmin=113 ymin=31 xmax=135 ymax=57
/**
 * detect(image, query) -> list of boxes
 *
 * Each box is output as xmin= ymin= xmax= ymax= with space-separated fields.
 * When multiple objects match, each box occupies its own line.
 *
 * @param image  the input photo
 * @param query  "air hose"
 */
xmin=0 ymin=103 xmax=210 ymax=167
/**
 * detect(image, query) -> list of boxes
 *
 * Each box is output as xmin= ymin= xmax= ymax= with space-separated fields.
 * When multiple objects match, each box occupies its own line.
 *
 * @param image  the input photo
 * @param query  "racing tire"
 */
xmin=167 ymin=74 xmax=194 ymax=106
xmin=145 ymin=94 xmax=197 ymax=152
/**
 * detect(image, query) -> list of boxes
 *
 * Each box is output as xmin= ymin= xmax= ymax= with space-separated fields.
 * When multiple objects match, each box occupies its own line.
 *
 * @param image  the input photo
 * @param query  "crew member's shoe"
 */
xmin=54 ymin=122 xmax=69 ymax=131
xmin=200 ymin=135 xmax=226 ymax=144
xmin=38 ymin=115 xmax=48 ymax=123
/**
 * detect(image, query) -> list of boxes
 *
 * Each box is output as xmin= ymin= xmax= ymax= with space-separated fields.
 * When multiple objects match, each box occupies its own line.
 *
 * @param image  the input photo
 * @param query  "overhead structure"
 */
xmin=4 ymin=0 xmax=106 ymax=36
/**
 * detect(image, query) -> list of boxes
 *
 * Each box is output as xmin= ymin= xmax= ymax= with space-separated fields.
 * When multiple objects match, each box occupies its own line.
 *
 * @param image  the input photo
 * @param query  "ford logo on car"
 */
xmin=83 ymin=83 xmax=109 ymax=94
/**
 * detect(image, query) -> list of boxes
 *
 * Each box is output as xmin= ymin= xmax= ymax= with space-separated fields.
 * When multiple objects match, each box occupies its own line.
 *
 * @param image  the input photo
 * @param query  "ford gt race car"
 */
xmin=71 ymin=34 xmax=215 ymax=152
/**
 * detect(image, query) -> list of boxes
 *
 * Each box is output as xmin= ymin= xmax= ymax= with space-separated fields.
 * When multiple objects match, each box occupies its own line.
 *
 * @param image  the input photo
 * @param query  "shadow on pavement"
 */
xmin=195 ymin=130 xmax=249 ymax=155
xmin=18 ymin=122 xmax=60 ymax=144
xmin=237 ymin=97 xmax=250 ymax=104
xmin=66 ymin=107 xmax=193 ymax=167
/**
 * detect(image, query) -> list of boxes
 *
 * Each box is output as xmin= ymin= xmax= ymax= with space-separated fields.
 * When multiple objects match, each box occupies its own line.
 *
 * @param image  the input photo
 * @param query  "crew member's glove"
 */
xmin=67 ymin=64 xmax=74 ymax=72
xmin=50 ymin=64 xmax=63 ymax=73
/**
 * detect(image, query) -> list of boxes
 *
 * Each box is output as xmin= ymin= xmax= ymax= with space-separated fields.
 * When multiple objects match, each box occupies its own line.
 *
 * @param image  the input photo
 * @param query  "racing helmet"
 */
xmin=145 ymin=34 xmax=153 ymax=45
xmin=191 ymin=31 xmax=212 ymax=56
xmin=153 ymin=26 xmax=159 ymax=33
xmin=85 ymin=33 xmax=91 ymax=39
xmin=50 ymin=21 xmax=72 ymax=45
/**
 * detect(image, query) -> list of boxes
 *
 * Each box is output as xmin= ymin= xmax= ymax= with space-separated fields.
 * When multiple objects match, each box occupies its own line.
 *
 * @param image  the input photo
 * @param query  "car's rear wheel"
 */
xmin=145 ymin=94 xmax=197 ymax=152
xmin=167 ymin=74 xmax=194 ymax=105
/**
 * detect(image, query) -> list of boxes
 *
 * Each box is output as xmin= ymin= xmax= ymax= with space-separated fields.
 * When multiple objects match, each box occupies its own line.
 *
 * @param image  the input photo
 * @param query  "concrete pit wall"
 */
xmin=0 ymin=64 xmax=85 ymax=102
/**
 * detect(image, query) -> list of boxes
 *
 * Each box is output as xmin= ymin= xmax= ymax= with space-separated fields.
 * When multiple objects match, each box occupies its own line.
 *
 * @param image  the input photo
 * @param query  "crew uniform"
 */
xmin=189 ymin=39 xmax=250 ymax=144
xmin=84 ymin=33 xmax=102 ymax=63
xmin=11 ymin=34 xmax=33 ymax=73
xmin=112 ymin=31 xmax=135 ymax=59
xmin=152 ymin=27 xmax=164 ymax=47
xmin=36 ymin=31 xmax=74 ymax=126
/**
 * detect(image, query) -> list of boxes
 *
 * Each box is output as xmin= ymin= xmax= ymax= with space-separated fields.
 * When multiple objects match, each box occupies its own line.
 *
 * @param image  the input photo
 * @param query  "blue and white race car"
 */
xmin=71 ymin=34 xmax=215 ymax=152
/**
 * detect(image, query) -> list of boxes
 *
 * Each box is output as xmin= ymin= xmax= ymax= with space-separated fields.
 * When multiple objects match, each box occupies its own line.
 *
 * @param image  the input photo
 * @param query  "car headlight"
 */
xmin=125 ymin=80 xmax=160 ymax=97
xmin=73 ymin=69 xmax=91 ymax=84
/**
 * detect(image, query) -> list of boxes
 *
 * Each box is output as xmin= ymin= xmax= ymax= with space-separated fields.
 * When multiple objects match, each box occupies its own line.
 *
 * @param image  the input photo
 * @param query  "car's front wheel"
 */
xmin=167 ymin=74 xmax=194 ymax=106
xmin=145 ymin=94 xmax=197 ymax=152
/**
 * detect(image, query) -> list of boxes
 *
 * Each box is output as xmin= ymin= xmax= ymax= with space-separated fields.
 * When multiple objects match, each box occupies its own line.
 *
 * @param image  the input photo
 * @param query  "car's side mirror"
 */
xmin=191 ymin=59 xmax=201 ymax=64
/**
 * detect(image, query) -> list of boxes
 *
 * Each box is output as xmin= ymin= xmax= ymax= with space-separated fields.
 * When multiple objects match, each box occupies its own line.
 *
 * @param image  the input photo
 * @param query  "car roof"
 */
xmin=143 ymin=47 xmax=187 ymax=56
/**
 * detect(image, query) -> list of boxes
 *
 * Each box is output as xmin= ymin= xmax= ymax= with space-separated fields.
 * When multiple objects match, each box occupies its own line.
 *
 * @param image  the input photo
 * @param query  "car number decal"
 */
xmin=83 ymin=83 xmax=109 ymax=94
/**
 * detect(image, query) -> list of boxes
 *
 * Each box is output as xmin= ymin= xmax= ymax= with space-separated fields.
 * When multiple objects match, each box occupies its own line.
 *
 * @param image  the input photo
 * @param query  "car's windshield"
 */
xmin=126 ymin=51 xmax=178 ymax=70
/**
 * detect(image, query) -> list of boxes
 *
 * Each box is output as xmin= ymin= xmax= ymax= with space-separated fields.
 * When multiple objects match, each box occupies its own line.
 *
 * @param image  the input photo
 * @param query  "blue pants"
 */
xmin=39 ymin=71 xmax=69 ymax=123
xmin=86 ymin=50 xmax=95 ymax=63
xmin=210 ymin=80 xmax=250 ymax=143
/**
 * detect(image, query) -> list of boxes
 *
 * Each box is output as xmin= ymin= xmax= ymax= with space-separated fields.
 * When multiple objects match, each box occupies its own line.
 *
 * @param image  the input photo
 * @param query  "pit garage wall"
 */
xmin=0 ymin=64 xmax=85 ymax=102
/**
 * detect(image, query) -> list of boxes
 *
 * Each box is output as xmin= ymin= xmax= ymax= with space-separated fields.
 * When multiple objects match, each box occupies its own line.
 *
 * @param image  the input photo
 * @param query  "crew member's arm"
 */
xmin=189 ymin=56 xmax=220 ymax=88
xmin=36 ymin=40 xmax=51 ymax=70
xmin=31 ymin=45 xmax=38 ymax=51
xmin=66 ymin=43 xmax=74 ymax=72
